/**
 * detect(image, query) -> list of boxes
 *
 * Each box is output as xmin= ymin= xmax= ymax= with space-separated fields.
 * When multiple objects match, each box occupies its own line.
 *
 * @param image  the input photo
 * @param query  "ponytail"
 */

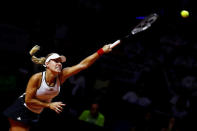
xmin=29 ymin=45 xmax=46 ymax=65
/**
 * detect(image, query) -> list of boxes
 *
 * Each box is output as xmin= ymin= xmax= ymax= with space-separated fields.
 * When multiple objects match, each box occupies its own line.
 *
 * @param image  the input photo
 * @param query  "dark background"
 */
xmin=1 ymin=0 xmax=197 ymax=130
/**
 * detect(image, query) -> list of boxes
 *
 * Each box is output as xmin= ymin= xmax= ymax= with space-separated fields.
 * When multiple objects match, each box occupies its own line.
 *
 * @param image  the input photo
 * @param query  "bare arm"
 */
xmin=60 ymin=44 xmax=112 ymax=83
xmin=25 ymin=73 xmax=65 ymax=113
xmin=25 ymin=73 xmax=50 ymax=108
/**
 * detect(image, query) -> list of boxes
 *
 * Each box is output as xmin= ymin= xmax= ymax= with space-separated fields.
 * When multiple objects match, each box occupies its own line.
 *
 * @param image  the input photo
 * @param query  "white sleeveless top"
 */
xmin=25 ymin=71 xmax=61 ymax=114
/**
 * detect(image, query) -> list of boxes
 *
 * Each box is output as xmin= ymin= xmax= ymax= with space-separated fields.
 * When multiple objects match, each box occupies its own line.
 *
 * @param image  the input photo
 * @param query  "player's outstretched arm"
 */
xmin=60 ymin=44 xmax=112 ymax=83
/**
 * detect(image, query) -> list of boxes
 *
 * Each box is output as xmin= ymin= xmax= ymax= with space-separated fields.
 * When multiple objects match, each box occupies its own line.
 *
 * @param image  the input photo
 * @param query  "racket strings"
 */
xmin=131 ymin=13 xmax=158 ymax=34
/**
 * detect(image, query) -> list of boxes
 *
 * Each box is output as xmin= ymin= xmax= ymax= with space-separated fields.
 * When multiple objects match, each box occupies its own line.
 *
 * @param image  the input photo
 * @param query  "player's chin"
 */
xmin=54 ymin=69 xmax=62 ymax=73
xmin=57 ymin=70 xmax=62 ymax=73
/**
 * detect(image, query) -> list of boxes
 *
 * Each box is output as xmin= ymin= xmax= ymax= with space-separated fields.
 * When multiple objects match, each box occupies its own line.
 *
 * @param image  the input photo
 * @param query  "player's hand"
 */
xmin=49 ymin=102 xmax=66 ymax=114
xmin=102 ymin=44 xmax=112 ymax=53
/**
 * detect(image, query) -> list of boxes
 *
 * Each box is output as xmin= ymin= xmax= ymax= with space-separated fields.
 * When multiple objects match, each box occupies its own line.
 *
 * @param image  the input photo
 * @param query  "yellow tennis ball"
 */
xmin=180 ymin=10 xmax=189 ymax=18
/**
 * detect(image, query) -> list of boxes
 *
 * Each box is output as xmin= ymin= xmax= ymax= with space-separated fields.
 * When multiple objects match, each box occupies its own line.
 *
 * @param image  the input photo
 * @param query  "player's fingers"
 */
xmin=55 ymin=107 xmax=61 ymax=113
xmin=57 ymin=105 xmax=63 ymax=110
xmin=60 ymin=103 xmax=66 ymax=106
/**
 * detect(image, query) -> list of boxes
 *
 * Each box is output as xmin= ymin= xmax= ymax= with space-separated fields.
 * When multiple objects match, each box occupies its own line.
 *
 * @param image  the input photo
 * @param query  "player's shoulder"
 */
xmin=30 ymin=72 xmax=42 ymax=80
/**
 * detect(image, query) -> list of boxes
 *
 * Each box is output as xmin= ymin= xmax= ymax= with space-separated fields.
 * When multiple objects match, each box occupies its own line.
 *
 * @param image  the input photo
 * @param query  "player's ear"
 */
xmin=45 ymin=62 xmax=50 ymax=67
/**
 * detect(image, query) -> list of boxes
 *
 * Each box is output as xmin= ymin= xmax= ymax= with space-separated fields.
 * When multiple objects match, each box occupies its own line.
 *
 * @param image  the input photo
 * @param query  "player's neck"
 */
xmin=45 ymin=70 xmax=57 ymax=84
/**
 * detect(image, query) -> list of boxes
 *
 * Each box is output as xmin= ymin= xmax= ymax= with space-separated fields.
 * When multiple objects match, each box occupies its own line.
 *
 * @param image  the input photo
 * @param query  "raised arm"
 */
xmin=60 ymin=44 xmax=112 ymax=83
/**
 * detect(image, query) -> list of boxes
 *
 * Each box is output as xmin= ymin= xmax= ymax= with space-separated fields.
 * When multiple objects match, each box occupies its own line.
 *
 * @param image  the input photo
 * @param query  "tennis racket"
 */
xmin=110 ymin=13 xmax=159 ymax=48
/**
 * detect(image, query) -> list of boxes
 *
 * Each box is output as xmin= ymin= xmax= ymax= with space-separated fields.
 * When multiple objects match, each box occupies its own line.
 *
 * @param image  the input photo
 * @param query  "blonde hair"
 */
xmin=29 ymin=45 xmax=46 ymax=65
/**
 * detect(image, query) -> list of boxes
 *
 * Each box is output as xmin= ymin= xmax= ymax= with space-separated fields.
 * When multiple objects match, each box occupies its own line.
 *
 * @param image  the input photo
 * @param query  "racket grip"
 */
xmin=110 ymin=40 xmax=121 ymax=48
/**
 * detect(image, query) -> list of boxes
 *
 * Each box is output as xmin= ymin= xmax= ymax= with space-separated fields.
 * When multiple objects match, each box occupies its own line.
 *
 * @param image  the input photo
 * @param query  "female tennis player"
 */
xmin=3 ymin=44 xmax=112 ymax=131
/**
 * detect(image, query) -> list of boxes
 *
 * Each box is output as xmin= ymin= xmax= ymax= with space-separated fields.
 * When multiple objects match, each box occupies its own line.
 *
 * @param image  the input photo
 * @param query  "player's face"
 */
xmin=47 ymin=58 xmax=62 ymax=73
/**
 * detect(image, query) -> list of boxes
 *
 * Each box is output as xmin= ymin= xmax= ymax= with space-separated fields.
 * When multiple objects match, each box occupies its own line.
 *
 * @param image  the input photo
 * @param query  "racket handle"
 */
xmin=110 ymin=40 xmax=121 ymax=48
